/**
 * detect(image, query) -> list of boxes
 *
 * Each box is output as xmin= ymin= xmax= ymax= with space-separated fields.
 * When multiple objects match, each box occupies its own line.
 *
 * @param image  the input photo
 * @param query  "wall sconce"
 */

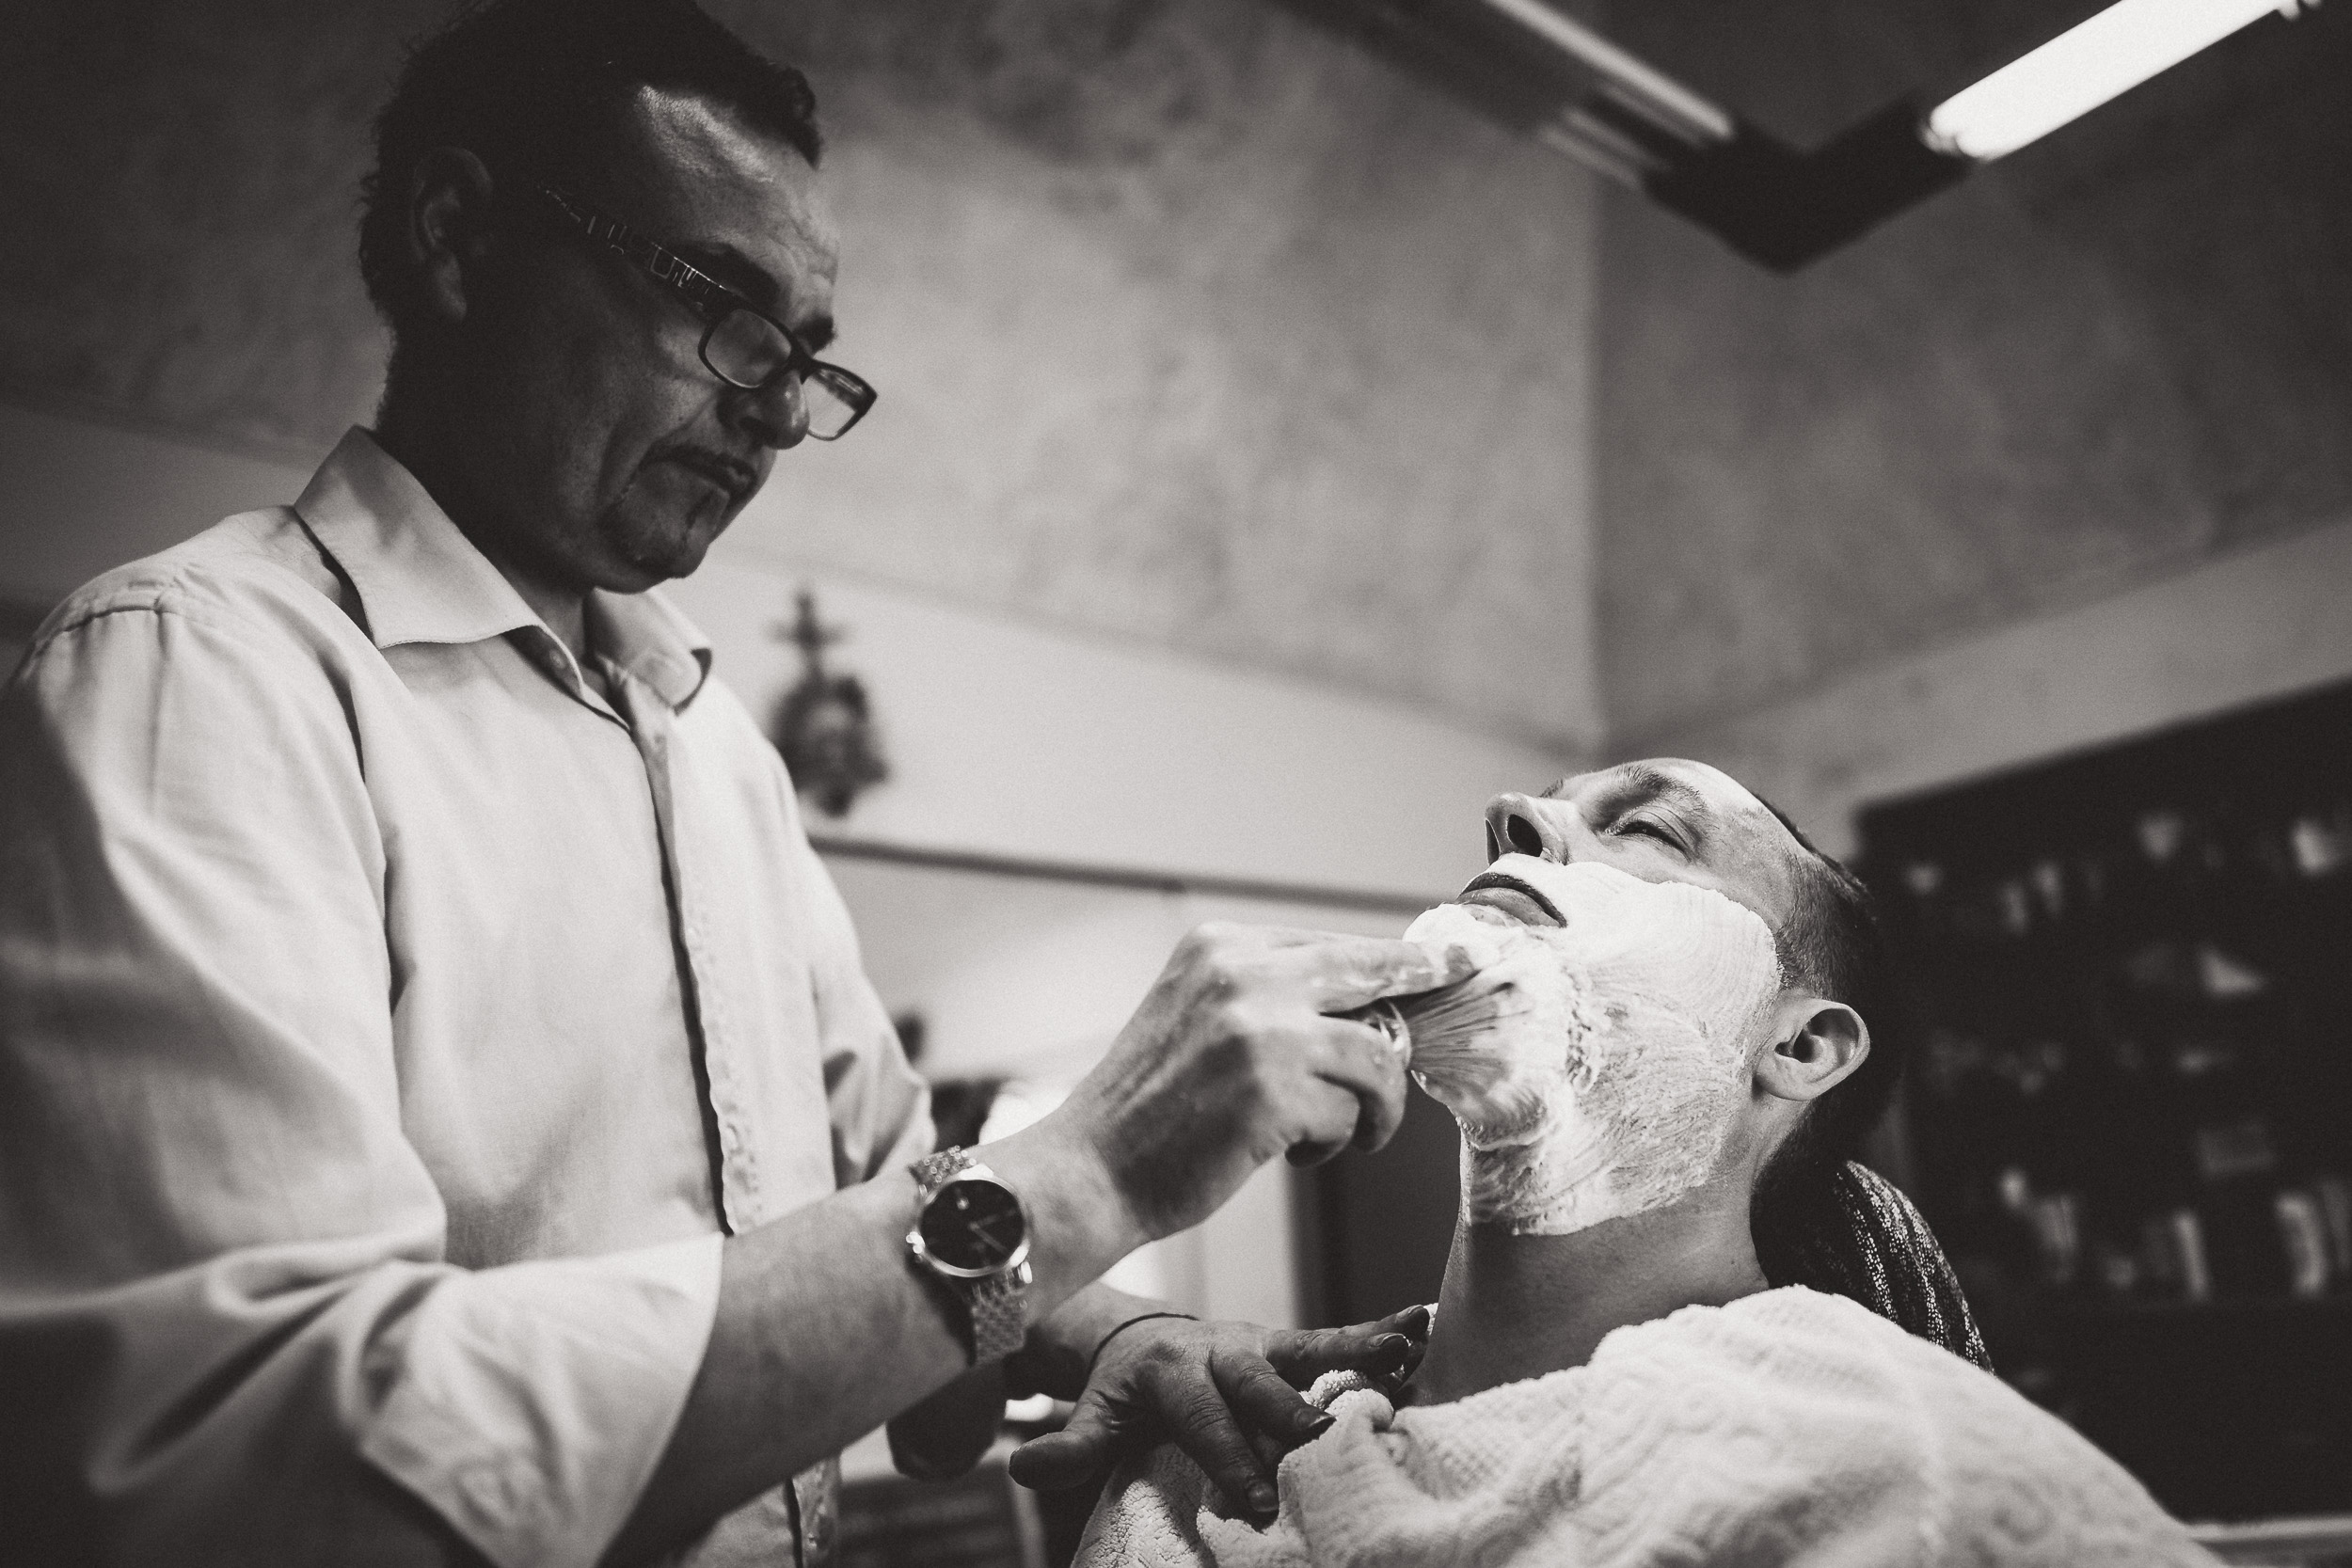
xmin=771 ymin=588 xmax=890 ymax=819
xmin=1281 ymin=0 xmax=2322 ymax=269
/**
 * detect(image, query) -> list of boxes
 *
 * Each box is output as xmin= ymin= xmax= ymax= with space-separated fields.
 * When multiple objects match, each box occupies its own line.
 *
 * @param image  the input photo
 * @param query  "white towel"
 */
xmin=1077 ymin=1286 xmax=2216 ymax=1567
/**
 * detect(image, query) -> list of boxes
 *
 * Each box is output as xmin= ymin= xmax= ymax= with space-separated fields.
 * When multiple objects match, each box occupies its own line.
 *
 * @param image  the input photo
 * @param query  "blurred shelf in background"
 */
xmin=1861 ymin=674 xmax=2352 ymax=1523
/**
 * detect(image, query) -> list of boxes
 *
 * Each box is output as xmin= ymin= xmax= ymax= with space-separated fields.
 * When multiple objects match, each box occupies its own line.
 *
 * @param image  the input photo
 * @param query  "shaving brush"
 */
xmin=1374 ymin=904 xmax=1596 ymax=1148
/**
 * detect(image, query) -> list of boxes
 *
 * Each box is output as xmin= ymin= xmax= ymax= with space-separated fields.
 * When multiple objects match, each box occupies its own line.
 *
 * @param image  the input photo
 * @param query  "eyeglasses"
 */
xmin=537 ymin=182 xmax=877 ymax=441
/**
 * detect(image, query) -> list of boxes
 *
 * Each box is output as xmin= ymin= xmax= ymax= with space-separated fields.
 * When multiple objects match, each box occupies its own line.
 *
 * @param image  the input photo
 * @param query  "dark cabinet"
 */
xmin=1859 ymin=676 xmax=2352 ymax=1520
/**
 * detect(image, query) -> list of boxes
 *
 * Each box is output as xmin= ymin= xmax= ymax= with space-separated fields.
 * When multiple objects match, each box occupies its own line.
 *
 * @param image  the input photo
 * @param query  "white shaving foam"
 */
xmin=1398 ymin=857 xmax=1783 ymax=1235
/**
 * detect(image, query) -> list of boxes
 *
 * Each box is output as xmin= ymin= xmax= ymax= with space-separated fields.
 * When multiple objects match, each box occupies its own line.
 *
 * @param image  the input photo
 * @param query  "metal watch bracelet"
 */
xmin=908 ymin=1148 xmax=1031 ymax=1364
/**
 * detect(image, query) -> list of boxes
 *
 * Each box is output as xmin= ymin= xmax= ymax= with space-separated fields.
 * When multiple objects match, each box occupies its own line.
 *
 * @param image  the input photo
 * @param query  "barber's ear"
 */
xmin=403 ymin=147 xmax=501 ymax=327
xmin=1755 ymin=998 xmax=1870 ymax=1104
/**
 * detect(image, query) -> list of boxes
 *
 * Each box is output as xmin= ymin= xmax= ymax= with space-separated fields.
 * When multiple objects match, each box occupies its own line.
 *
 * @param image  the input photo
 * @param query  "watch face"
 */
xmin=919 ymin=1177 xmax=1027 ymax=1274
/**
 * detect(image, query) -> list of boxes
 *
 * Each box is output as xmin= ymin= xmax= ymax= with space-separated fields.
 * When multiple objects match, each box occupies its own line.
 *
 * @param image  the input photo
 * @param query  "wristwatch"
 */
xmin=906 ymin=1147 xmax=1033 ymax=1363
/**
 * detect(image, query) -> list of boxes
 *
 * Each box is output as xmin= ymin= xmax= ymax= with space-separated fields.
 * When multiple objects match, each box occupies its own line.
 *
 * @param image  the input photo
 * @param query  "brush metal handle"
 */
xmin=1351 ymin=998 xmax=1413 ymax=1059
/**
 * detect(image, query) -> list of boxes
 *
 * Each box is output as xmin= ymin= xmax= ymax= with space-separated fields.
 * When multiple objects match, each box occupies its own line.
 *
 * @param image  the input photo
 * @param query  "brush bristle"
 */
xmin=1395 ymin=970 xmax=1585 ymax=1143
xmin=1396 ymin=978 xmax=1545 ymax=1064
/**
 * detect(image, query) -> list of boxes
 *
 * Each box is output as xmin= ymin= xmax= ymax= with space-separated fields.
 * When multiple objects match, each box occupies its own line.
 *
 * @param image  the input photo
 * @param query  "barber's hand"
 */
xmin=1006 ymin=1305 xmax=1432 ymax=1515
xmin=1051 ymin=924 xmax=1470 ymax=1241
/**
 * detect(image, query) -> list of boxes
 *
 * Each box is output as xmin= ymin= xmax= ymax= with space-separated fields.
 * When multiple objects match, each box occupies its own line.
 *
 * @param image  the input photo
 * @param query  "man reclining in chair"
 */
xmin=1070 ymin=759 xmax=2215 ymax=1568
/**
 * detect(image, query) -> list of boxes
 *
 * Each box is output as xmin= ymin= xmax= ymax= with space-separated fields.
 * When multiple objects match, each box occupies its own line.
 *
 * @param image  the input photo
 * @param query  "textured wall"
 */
xmin=0 ymin=2 xmax=410 ymax=453
xmin=2 ymin=401 xmax=1571 ymax=895
xmin=0 ymin=0 xmax=1604 ymax=747
xmin=1593 ymin=0 xmax=2352 ymax=742
xmin=1638 ymin=515 xmax=2352 ymax=860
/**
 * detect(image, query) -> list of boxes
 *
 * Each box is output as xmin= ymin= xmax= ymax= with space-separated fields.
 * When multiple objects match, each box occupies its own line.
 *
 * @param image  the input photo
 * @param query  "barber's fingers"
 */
xmin=1160 ymin=1365 xmax=1282 ymax=1519
xmin=1207 ymin=926 xmax=1472 ymax=1014
xmin=1263 ymin=1305 xmax=1431 ymax=1386
xmin=1215 ymin=1350 xmax=1327 ymax=1476
xmin=1247 ymin=1425 xmax=1290 ymax=1480
xmin=1011 ymin=1323 xmax=1282 ymax=1513
xmin=1291 ymin=933 xmax=1473 ymax=1014
xmin=1236 ymin=924 xmax=1375 ymax=949
xmin=1271 ymin=1019 xmax=1409 ymax=1167
xmin=1306 ymin=1017 xmax=1412 ymax=1155
xmin=1281 ymin=1076 xmax=1372 ymax=1168
xmin=1006 ymin=1387 xmax=1126 ymax=1492
xmin=1004 ymin=1432 xmax=1090 ymax=1492
xmin=1213 ymin=1349 xmax=1335 ymax=1449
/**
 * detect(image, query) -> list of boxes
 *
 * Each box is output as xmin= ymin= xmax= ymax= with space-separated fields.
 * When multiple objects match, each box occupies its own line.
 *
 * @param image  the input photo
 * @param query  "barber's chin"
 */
xmin=604 ymin=504 xmax=731 ymax=585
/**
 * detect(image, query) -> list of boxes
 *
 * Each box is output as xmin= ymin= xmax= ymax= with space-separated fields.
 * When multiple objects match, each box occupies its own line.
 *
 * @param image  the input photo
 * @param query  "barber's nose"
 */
xmin=738 ymin=372 xmax=810 ymax=450
xmin=1485 ymin=793 xmax=1572 ymax=864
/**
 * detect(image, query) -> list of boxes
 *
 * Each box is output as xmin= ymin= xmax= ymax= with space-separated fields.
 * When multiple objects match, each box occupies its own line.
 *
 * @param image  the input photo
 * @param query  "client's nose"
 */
xmin=1485 ymin=793 xmax=1570 ymax=864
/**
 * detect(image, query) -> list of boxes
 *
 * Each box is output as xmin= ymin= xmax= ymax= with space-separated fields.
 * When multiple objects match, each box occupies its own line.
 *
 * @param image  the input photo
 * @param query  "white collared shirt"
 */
xmin=0 ymin=430 xmax=931 ymax=1566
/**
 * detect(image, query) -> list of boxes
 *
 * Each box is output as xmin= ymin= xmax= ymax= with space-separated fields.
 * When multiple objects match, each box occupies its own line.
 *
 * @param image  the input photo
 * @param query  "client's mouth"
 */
xmin=1456 ymin=870 xmax=1566 ymax=928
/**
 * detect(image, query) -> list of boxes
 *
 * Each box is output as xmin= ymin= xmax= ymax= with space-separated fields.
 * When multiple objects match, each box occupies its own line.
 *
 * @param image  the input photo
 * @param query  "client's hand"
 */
xmin=1006 ymin=1305 xmax=1431 ymax=1518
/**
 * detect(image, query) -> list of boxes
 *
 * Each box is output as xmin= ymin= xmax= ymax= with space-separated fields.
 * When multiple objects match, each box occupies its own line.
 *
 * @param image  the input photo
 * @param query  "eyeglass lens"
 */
xmin=702 ymin=309 xmax=864 ymax=437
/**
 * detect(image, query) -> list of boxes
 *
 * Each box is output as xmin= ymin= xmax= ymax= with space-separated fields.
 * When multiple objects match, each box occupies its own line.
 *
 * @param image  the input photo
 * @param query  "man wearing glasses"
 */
xmin=0 ymin=2 xmax=1454 ymax=1565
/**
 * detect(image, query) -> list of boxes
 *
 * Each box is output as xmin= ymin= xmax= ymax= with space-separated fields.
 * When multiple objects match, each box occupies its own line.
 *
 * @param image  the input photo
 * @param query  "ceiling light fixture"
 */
xmin=1283 ymin=0 xmax=2322 ymax=269
xmin=1923 ymin=0 xmax=2304 ymax=161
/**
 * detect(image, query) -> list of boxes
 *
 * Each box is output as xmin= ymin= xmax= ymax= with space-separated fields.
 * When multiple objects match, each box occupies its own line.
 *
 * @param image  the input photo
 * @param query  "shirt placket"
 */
xmin=608 ymin=671 xmax=762 ymax=1235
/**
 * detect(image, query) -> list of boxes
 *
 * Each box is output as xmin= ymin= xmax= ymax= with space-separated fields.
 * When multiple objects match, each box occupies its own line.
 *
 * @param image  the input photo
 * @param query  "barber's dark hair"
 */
xmin=358 ymin=0 xmax=822 ymax=336
xmin=1747 ymin=798 xmax=1990 ymax=1369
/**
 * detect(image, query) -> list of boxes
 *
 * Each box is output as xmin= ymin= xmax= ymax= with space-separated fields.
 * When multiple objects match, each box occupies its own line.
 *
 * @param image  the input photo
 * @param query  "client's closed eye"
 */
xmin=1615 ymin=816 xmax=1684 ymax=849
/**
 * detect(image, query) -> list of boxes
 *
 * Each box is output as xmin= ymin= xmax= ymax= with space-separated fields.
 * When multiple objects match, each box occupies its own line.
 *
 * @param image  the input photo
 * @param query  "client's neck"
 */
xmin=1408 ymin=1181 xmax=1769 ymax=1405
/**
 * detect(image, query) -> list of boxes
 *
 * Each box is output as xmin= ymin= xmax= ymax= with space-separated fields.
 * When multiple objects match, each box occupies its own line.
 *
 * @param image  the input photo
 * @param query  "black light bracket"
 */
xmin=1638 ymin=102 xmax=1972 ymax=271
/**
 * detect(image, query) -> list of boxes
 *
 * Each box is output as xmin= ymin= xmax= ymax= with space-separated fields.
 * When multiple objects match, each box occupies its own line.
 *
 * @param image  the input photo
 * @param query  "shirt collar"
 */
xmin=296 ymin=429 xmax=713 ymax=711
xmin=587 ymin=588 xmax=713 ymax=711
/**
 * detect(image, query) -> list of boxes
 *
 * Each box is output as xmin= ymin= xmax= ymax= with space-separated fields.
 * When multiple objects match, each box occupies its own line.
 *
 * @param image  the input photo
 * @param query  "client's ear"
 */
xmin=1755 ymin=997 xmax=1870 ymax=1103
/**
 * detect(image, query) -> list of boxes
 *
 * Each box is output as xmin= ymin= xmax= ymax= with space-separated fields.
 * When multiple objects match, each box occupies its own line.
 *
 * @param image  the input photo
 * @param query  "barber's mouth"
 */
xmin=1456 ymin=871 xmax=1565 ymax=927
xmin=660 ymin=451 xmax=757 ymax=501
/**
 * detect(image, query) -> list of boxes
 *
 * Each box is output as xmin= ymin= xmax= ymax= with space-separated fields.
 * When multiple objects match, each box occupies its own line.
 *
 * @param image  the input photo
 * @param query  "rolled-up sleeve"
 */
xmin=0 ymin=595 xmax=721 ymax=1568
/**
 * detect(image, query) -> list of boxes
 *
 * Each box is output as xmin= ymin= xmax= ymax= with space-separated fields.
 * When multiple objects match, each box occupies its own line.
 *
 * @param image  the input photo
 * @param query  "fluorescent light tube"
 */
xmin=1925 ymin=0 xmax=2311 ymax=161
xmin=1484 ymin=0 xmax=1737 ymax=145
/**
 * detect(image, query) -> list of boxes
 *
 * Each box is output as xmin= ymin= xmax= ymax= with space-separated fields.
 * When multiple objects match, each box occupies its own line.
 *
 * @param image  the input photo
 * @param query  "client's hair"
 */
xmin=1748 ymin=802 xmax=1991 ymax=1369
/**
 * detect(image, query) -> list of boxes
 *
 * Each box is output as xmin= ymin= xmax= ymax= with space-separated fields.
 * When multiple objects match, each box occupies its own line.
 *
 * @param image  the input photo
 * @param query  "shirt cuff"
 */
xmin=358 ymin=1231 xmax=725 ymax=1568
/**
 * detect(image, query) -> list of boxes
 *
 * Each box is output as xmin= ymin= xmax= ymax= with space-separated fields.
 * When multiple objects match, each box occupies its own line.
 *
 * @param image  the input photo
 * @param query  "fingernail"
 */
xmin=1374 ymin=1333 xmax=1410 ymax=1354
xmin=1302 ymin=1410 xmax=1335 ymax=1436
xmin=1402 ymin=1306 xmax=1432 ymax=1339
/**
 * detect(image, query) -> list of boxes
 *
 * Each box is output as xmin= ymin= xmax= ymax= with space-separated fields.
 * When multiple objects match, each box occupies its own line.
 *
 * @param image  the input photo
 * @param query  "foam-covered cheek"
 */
xmin=1398 ymin=859 xmax=1782 ymax=1235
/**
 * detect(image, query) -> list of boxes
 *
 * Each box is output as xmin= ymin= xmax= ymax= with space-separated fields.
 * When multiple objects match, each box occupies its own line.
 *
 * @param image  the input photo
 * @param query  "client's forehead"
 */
xmin=1544 ymin=758 xmax=1804 ymax=927
xmin=1547 ymin=757 xmax=1765 ymax=816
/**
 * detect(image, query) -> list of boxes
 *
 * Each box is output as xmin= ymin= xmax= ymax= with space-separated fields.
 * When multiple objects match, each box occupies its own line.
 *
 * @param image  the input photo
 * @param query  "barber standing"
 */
xmin=0 ymin=3 xmax=1462 ymax=1564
